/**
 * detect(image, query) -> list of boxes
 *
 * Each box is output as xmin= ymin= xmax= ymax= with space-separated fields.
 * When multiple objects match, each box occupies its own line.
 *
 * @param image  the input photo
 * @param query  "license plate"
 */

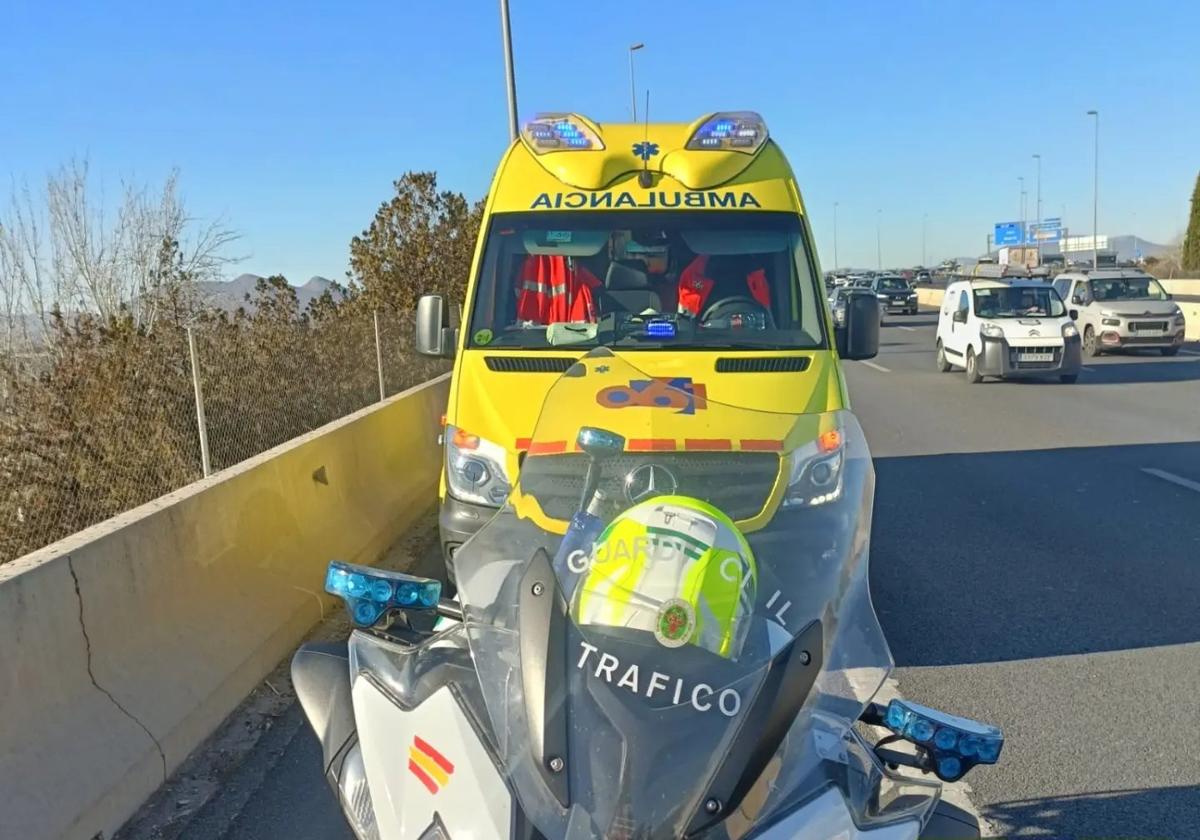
xmin=1018 ymin=352 xmax=1053 ymax=362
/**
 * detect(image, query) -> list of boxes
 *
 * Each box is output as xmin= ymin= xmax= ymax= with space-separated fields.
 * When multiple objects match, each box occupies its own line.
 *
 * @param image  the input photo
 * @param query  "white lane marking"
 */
xmin=1141 ymin=468 xmax=1200 ymax=494
xmin=1181 ymin=349 xmax=1200 ymax=356
xmin=859 ymin=360 xmax=891 ymax=373
xmin=1081 ymin=366 xmax=1096 ymax=372
xmin=898 ymin=326 xmax=916 ymax=332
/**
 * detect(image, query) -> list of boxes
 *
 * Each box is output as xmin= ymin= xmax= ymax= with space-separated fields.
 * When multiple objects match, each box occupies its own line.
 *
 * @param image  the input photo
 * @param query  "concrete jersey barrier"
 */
xmin=0 ymin=374 xmax=449 ymax=840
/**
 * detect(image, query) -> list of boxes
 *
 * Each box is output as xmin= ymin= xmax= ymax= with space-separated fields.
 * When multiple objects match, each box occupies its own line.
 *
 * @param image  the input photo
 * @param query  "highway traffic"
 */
xmin=139 ymin=312 xmax=1200 ymax=840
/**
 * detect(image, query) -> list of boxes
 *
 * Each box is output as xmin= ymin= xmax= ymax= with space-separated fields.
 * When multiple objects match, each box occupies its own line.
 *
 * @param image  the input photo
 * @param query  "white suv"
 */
xmin=936 ymin=279 xmax=1083 ymax=383
xmin=1051 ymin=269 xmax=1186 ymax=356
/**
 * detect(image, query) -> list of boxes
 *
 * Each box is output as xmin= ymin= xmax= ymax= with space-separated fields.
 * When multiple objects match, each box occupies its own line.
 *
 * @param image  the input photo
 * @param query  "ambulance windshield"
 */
xmin=466 ymin=211 xmax=826 ymax=350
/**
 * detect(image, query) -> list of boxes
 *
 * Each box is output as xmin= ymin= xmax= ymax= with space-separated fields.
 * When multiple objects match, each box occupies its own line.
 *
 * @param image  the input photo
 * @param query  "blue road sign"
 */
xmin=1027 ymin=222 xmax=1063 ymax=244
xmin=994 ymin=222 xmax=1023 ymax=247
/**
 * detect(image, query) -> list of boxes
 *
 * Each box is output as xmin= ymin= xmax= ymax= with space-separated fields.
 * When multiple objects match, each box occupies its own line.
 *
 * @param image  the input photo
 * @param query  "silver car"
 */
xmin=1052 ymin=269 xmax=1187 ymax=356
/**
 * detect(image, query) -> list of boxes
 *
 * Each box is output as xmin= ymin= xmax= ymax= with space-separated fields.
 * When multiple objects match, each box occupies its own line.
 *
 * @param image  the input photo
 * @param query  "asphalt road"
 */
xmin=144 ymin=316 xmax=1200 ymax=840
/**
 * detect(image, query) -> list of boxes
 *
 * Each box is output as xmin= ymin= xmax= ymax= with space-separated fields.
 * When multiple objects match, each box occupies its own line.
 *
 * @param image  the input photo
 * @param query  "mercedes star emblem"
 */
xmin=624 ymin=463 xmax=678 ymax=504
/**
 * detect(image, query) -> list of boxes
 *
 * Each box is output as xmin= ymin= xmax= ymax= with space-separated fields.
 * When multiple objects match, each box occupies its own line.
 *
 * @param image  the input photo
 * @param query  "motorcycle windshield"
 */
xmin=453 ymin=349 xmax=893 ymax=839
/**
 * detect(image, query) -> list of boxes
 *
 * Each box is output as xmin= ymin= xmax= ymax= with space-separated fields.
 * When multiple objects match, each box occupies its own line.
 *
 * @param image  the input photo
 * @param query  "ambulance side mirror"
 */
xmin=836 ymin=292 xmax=880 ymax=360
xmin=416 ymin=294 xmax=458 ymax=358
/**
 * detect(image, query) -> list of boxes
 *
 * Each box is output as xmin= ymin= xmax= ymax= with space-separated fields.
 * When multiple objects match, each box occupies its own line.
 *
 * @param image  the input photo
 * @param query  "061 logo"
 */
xmin=596 ymin=377 xmax=708 ymax=414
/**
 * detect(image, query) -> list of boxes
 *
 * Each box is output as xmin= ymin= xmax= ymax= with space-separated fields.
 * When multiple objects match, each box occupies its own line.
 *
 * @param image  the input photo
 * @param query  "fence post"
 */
xmin=373 ymin=310 xmax=386 ymax=401
xmin=186 ymin=326 xmax=212 ymax=477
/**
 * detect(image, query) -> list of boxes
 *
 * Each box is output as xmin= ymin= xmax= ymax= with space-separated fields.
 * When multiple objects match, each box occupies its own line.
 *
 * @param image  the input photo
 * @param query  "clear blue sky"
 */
xmin=4 ymin=0 xmax=1198 ymax=278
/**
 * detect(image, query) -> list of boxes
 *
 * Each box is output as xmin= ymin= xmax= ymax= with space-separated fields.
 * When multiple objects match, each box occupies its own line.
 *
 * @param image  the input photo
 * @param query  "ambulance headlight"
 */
xmin=522 ymin=113 xmax=604 ymax=153
xmin=445 ymin=425 xmax=512 ymax=507
xmin=782 ymin=420 xmax=845 ymax=508
xmin=686 ymin=111 xmax=768 ymax=153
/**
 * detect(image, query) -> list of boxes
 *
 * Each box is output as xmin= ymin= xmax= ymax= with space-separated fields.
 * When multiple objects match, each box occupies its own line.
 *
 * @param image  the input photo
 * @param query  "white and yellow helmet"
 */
xmin=573 ymin=495 xmax=756 ymax=659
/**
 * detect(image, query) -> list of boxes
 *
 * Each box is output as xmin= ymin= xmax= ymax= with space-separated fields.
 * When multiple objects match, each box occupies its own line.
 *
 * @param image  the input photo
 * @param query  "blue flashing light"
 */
xmin=645 ymin=320 xmax=677 ymax=339
xmin=687 ymin=111 xmax=768 ymax=152
xmin=522 ymin=115 xmax=602 ymax=153
xmin=975 ymin=738 xmax=1001 ymax=763
xmin=937 ymin=755 xmax=963 ymax=780
xmin=883 ymin=699 xmax=1004 ymax=779
xmin=909 ymin=717 xmax=935 ymax=742
xmin=934 ymin=728 xmax=958 ymax=751
xmin=325 ymin=561 xmax=442 ymax=628
xmin=885 ymin=702 xmax=910 ymax=730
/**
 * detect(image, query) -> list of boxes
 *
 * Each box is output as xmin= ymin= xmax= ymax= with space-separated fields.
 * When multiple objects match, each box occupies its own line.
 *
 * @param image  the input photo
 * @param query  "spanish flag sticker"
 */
xmin=408 ymin=736 xmax=455 ymax=794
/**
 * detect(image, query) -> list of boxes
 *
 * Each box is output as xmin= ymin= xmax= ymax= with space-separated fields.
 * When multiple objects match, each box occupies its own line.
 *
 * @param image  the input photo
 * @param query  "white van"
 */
xmin=936 ymin=279 xmax=1083 ymax=383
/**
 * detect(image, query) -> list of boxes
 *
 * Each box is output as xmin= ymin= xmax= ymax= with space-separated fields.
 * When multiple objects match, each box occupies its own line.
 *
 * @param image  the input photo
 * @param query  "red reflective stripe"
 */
xmin=515 ymin=437 xmax=532 ymax=450
xmin=746 ymin=268 xmax=771 ymax=308
xmin=413 ymin=736 xmax=455 ymax=774
xmin=685 ymin=438 xmax=732 ymax=451
xmin=528 ymin=440 xmax=567 ymax=454
xmin=628 ymin=438 xmax=676 ymax=451
xmin=740 ymin=439 xmax=784 ymax=451
xmin=408 ymin=758 xmax=439 ymax=794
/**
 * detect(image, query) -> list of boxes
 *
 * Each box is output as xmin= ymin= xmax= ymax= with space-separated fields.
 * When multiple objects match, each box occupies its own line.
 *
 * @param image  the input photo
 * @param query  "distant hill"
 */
xmin=1105 ymin=235 xmax=1172 ymax=262
xmin=192 ymin=274 xmax=345 ymax=314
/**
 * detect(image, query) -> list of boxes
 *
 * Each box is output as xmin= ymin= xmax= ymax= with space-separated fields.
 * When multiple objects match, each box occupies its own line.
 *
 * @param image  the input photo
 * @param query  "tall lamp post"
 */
xmin=1032 ymin=153 xmax=1042 ymax=264
xmin=1018 ymin=176 xmax=1026 ymax=266
xmin=833 ymin=201 xmax=840 ymax=270
xmin=628 ymin=43 xmax=645 ymax=121
xmin=922 ymin=212 xmax=928 ymax=267
xmin=499 ymin=0 xmax=519 ymax=141
xmin=1087 ymin=110 xmax=1100 ymax=268
xmin=876 ymin=209 xmax=882 ymax=271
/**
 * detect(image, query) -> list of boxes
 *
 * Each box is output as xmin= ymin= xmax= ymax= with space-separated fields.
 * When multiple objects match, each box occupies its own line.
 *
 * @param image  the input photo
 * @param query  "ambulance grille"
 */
xmin=520 ymin=452 xmax=781 ymax=522
xmin=715 ymin=357 xmax=811 ymax=373
xmin=484 ymin=356 xmax=577 ymax=373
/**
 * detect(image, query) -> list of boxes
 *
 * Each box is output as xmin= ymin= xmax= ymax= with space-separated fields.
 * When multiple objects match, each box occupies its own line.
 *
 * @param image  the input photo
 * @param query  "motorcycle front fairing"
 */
xmin=349 ymin=349 xmax=941 ymax=838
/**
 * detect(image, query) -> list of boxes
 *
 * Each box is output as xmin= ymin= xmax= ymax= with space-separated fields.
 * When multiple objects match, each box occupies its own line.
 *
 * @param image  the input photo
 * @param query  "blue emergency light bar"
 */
xmin=686 ymin=111 xmax=768 ymax=153
xmin=325 ymin=561 xmax=442 ymax=627
xmin=645 ymin=319 xmax=677 ymax=339
xmin=522 ymin=113 xmax=605 ymax=153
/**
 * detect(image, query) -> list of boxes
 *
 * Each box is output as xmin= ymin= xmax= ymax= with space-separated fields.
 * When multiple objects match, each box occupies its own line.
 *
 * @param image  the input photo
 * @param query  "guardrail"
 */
xmin=0 ymin=373 xmax=449 ymax=840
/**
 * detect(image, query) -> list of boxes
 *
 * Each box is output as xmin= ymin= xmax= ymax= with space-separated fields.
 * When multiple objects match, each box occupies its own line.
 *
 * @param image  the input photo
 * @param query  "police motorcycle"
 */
xmin=293 ymin=350 xmax=1003 ymax=839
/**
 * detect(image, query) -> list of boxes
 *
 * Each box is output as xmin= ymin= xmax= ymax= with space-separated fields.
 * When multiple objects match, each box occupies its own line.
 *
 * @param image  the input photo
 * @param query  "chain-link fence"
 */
xmin=0 ymin=310 xmax=447 ymax=565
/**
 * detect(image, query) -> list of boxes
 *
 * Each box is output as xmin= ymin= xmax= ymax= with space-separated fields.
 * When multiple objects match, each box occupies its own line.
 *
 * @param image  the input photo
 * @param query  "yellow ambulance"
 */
xmin=415 ymin=112 xmax=880 ymax=575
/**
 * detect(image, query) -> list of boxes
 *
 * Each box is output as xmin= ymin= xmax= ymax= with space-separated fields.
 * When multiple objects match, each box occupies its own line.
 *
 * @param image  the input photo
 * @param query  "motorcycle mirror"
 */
xmin=577 ymin=427 xmax=625 ymax=460
xmin=325 ymin=561 xmax=442 ymax=628
xmin=883 ymin=699 xmax=1004 ymax=782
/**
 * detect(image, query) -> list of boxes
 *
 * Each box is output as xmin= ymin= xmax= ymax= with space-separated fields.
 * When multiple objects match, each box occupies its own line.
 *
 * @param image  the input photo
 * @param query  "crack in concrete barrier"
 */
xmin=68 ymin=555 xmax=168 ymax=780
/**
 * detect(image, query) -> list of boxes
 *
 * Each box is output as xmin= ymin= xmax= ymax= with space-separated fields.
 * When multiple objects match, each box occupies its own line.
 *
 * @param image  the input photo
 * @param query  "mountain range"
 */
xmin=192 ymin=274 xmax=344 ymax=313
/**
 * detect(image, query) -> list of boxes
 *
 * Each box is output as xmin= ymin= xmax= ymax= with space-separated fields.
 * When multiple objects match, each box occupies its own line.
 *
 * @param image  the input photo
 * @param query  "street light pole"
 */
xmin=922 ymin=212 xmax=928 ymax=267
xmin=628 ymin=43 xmax=644 ymax=121
xmin=1032 ymin=153 xmax=1042 ymax=264
xmin=833 ymin=201 xmax=840 ymax=270
xmin=1018 ymin=176 xmax=1026 ymax=266
xmin=1088 ymin=110 xmax=1099 ymax=269
xmin=876 ymin=209 xmax=882 ymax=271
xmin=499 ymin=0 xmax=519 ymax=142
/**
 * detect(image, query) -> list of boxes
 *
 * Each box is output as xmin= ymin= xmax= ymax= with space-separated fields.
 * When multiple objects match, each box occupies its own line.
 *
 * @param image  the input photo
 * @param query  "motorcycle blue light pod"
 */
xmin=325 ymin=561 xmax=442 ymax=628
xmin=884 ymin=699 xmax=1005 ymax=772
